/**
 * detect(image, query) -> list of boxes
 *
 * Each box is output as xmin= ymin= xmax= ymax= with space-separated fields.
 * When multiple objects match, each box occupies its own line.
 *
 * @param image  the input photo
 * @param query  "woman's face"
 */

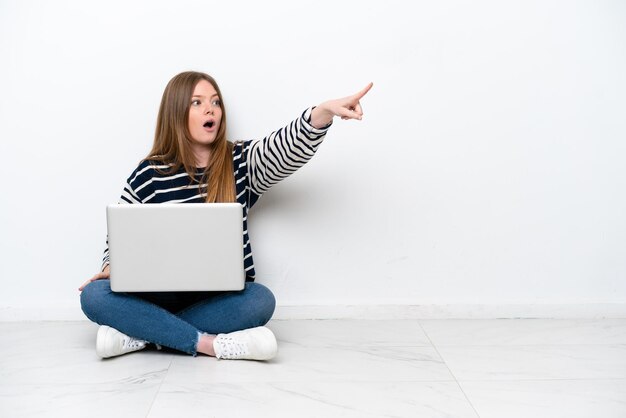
xmin=188 ymin=79 xmax=223 ymax=147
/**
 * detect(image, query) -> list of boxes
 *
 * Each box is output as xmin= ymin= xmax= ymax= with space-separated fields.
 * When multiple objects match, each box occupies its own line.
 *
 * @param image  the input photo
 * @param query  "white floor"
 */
xmin=1 ymin=319 xmax=626 ymax=418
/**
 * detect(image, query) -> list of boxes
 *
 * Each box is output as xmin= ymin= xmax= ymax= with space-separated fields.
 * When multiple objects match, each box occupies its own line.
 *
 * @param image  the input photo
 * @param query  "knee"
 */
xmin=246 ymin=282 xmax=276 ymax=325
xmin=80 ymin=279 xmax=111 ymax=321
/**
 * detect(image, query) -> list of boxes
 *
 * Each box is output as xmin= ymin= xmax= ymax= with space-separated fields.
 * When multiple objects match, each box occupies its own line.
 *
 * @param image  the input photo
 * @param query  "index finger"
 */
xmin=353 ymin=82 xmax=373 ymax=100
xmin=78 ymin=278 xmax=93 ymax=291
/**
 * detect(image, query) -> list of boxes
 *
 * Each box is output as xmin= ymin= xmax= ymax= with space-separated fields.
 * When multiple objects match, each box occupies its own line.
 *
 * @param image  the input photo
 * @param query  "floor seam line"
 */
xmin=144 ymin=355 xmax=173 ymax=418
xmin=418 ymin=320 xmax=483 ymax=418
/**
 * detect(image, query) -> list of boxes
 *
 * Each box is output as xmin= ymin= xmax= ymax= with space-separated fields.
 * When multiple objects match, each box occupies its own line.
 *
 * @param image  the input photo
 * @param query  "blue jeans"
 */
xmin=80 ymin=279 xmax=276 ymax=355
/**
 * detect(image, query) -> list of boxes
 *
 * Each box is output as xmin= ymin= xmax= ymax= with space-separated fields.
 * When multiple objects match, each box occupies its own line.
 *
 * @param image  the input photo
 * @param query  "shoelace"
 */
xmin=122 ymin=337 xmax=146 ymax=350
xmin=216 ymin=337 xmax=248 ymax=358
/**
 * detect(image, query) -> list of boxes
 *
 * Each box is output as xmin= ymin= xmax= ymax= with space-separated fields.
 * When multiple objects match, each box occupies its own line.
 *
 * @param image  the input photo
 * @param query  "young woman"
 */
xmin=79 ymin=71 xmax=372 ymax=360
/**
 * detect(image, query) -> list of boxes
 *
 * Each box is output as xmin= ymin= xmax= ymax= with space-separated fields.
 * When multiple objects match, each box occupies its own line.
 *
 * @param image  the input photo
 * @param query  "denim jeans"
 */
xmin=80 ymin=279 xmax=276 ymax=355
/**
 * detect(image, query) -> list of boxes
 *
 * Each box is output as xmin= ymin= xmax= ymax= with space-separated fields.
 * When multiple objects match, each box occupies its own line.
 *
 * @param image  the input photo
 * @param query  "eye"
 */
xmin=191 ymin=99 xmax=201 ymax=106
xmin=211 ymin=99 xmax=221 ymax=107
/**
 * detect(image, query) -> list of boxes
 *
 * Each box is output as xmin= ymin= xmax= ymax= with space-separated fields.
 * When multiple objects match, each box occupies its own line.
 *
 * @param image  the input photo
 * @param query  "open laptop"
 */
xmin=107 ymin=203 xmax=245 ymax=292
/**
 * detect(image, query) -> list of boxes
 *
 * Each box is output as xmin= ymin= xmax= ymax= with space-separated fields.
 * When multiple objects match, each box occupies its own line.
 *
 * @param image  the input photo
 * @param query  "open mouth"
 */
xmin=203 ymin=121 xmax=215 ymax=128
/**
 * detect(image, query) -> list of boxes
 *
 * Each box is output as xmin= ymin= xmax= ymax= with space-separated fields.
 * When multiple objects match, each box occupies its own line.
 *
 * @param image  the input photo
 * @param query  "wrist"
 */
xmin=310 ymin=104 xmax=333 ymax=129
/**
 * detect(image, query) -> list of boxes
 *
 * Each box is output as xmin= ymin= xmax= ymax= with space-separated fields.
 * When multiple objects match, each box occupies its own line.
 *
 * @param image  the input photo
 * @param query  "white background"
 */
xmin=1 ymin=0 xmax=625 ymax=319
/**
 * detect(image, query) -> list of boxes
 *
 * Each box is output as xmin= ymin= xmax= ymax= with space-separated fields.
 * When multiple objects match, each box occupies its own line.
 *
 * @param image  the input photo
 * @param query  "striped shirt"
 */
xmin=102 ymin=107 xmax=331 ymax=281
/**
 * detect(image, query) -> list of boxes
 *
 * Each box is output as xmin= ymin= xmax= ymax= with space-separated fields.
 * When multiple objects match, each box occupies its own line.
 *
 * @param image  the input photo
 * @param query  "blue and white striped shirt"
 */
xmin=102 ymin=107 xmax=331 ymax=281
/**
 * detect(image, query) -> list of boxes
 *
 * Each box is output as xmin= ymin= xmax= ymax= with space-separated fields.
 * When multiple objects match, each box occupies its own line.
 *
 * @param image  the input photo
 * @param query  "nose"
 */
xmin=204 ymin=99 xmax=220 ymax=115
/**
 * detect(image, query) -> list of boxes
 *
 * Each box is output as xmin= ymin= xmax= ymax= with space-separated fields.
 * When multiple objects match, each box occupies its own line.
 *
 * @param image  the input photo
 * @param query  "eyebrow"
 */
xmin=192 ymin=94 xmax=219 ymax=98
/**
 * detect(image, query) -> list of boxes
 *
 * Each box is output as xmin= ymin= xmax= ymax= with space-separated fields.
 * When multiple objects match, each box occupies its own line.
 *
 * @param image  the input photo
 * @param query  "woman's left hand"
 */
xmin=310 ymin=82 xmax=373 ymax=129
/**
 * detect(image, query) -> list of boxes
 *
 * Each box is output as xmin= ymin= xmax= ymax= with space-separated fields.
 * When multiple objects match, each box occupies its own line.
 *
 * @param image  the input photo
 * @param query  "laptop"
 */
xmin=107 ymin=203 xmax=246 ymax=292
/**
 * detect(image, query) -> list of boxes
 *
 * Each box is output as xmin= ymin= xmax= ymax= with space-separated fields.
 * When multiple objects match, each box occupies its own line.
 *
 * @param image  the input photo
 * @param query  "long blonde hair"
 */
xmin=147 ymin=71 xmax=235 ymax=203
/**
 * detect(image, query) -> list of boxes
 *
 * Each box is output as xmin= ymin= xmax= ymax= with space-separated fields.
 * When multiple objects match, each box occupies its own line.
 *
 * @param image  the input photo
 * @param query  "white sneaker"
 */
xmin=213 ymin=326 xmax=277 ymax=360
xmin=96 ymin=325 xmax=147 ymax=359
